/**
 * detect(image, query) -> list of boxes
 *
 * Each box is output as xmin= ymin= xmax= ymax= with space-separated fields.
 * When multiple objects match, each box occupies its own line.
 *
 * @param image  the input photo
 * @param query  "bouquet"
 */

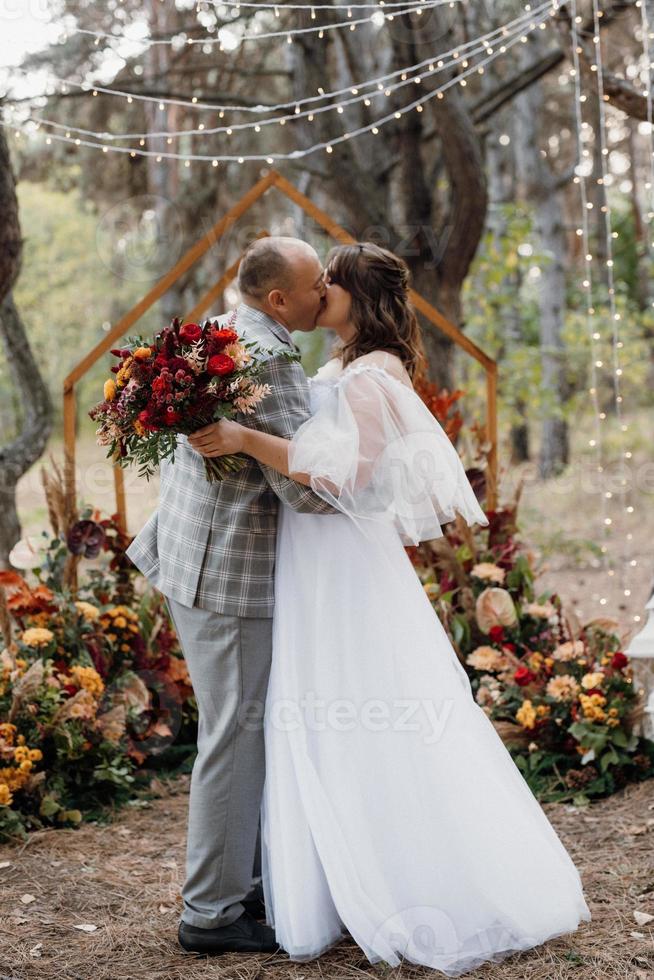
xmin=89 ymin=310 xmax=292 ymax=482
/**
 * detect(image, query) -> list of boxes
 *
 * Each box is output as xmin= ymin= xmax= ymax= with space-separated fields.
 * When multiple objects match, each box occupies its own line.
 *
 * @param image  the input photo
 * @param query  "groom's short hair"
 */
xmin=237 ymin=237 xmax=306 ymax=299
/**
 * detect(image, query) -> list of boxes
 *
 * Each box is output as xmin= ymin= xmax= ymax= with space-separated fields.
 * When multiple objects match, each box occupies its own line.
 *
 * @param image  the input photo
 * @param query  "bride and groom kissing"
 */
xmin=125 ymin=236 xmax=591 ymax=974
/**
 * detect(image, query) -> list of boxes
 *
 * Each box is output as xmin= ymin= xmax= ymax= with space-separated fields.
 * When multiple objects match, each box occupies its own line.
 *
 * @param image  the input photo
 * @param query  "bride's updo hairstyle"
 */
xmin=325 ymin=242 xmax=426 ymax=379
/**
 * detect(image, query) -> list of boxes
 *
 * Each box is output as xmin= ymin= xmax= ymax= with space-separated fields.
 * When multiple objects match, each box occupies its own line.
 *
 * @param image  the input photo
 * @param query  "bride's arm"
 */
xmin=188 ymin=419 xmax=312 ymax=486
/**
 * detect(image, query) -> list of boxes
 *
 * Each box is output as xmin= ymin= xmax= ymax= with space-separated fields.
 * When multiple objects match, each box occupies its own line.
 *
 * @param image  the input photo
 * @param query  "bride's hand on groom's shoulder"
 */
xmin=188 ymin=419 xmax=246 ymax=457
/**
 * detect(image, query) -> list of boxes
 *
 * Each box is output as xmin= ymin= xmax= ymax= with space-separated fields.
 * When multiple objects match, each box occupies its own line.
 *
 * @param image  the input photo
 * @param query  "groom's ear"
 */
xmin=267 ymin=288 xmax=286 ymax=312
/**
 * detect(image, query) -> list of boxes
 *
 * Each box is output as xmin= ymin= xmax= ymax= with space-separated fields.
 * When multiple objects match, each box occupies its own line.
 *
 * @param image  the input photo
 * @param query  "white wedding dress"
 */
xmin=259 ymin=353 xmax=591 ymax=976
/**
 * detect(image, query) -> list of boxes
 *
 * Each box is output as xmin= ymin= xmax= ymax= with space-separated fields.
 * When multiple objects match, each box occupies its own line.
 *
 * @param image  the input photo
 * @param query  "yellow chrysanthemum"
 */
xmin=0 ymin=784 xmax=13 ymax=806
xmin=70 ymin=665 xmax=105 ymax=698
xmin=103 ymin=379 xmax=117 ymax=402
xmin=133 ymin=346 xmax=152 ymax=359
xmin=133 ymin=419 xmax=146 ymax=436
xmin=0 ymin=723 xmax=17 ymax=744
xmin=516 ymin=699 xmax=537 ymax=729
xmin=75 ymin=601 xmax=100 ymax=622
xmin=20 ymin=627 xmax=54 ymax=647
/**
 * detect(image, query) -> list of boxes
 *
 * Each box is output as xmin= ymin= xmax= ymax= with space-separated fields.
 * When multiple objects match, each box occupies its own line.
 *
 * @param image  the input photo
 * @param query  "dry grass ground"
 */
xmin=1 ymin=774 xmax=653 ymax=980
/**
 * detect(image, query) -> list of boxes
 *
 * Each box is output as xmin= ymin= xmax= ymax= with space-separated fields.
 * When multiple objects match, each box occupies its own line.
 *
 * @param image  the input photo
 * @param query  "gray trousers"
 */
xmin=165 ymin=595 xmax=273 ymax=929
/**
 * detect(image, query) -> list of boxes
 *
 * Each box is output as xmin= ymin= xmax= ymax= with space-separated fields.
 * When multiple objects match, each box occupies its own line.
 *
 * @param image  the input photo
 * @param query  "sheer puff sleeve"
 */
xmin=287 ymin=363 xmax=489 ymax=545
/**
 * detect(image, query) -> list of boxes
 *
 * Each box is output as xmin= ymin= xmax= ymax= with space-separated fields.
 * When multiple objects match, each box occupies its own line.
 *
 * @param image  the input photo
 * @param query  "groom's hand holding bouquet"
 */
xmin=89 ymin=310 xmax=295 ymax=482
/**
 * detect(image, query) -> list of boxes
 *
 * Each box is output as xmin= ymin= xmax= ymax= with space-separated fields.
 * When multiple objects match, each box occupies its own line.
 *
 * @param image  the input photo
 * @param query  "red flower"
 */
xmin=502 ymin=642 xmax=517 ymax=653
xmin=489 ymin=625 xmax=505 ymax=642
xmin=138 ymin=409 xmax=159 ymax=432
xmin=514 ymin=666 xmax=536 ymax=687
xmin=611 ymin=651 xmax=628 ymax=670
xmin=179 ymin=322 xmax=202 ymax=344
xmin=207 ymin=353 xmax=235 ymax=377
xmin=211 ymin=328 xmax=239 ymax=348
xmin=152 ymin=376 xmax=170 ymax=395
xmin=164 ymin=408 xmax=182 ymax=426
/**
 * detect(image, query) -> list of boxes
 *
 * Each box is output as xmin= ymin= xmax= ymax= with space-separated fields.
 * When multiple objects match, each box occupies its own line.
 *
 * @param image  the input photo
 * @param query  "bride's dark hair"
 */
xmin=325 ymin=242 xmax=426 ymax=379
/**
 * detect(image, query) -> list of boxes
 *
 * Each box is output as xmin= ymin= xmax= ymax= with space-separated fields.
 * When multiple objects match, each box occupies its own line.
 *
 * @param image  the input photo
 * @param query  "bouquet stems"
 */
xmin=203 ymin=453 xmax=248 ymax=483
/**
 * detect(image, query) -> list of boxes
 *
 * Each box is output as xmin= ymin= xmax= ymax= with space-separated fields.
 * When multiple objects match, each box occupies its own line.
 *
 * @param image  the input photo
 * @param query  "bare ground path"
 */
xmin=1 ymin=774 xmax=653 ymax=980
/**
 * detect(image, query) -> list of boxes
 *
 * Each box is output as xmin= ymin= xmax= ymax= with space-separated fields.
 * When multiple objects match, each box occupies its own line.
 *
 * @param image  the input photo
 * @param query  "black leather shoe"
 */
xmin=178 ymin=910 xmax=281 ymax=954
xmin=242 ymin=894 xmax=266 ymax=920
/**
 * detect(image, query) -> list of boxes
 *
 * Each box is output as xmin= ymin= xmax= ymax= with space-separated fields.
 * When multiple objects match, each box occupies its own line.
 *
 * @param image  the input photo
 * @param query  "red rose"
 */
xmin=514 ymin=666 xmax=535 ymax=687
xmin=489 ymin=625 xmax=505 ymax=642
xmin=207 ymin=353 xmax=235 ymax=377
xmin=211 ymin=327 xmax=239 ymax=348
xmin=63 ymin=683 xmax=78 ymax=696
xmin=611 ymin=651 xmax=628 ymax=670
xmin=502 ymin=642 xmax=517 ymax=653
xmin=179 ymin=322 xmax=202 ymax=344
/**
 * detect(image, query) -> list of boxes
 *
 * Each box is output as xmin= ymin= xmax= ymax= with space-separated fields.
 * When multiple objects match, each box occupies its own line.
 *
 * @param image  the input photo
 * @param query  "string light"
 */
xmin=591 ymin=0 xmax=635 ymax=604
xmin=66 ymin=0 xmax=455 ymax=50
xmin=18 ymin=6 xmax=545 ymax=145
xmin=5 ymin=5 xmax=557 ymax=165
xmin=197 ymin=0 xmax=438 ymax=8
xmin=570 ymin=0 xmax=612 ymax=599
xmin=5 ymin=7 xmax=531 ymax=120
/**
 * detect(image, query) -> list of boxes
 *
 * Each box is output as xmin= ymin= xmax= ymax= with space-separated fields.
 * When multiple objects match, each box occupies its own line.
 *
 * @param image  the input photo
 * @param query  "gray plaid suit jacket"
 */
xmin=125 ymin=302 xmax=333 ymax=617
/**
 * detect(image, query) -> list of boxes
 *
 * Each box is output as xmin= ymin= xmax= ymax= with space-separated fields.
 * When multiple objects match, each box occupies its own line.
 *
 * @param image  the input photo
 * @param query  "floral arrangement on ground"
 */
xmin=0 ymin=463 xmax=198 ymax=841
xmin=407 ymin=488 xmax=653 ymax=805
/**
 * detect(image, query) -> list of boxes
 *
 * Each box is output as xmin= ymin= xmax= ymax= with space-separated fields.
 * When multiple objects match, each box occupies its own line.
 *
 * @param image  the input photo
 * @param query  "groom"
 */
xmin=125 ymin=236 xmax=334 ymax=955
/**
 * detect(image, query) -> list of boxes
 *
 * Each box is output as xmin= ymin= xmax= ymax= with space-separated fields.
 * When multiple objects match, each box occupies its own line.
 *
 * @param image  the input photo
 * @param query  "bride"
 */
xmin=189 ymin=242 xmax=591 ymax=975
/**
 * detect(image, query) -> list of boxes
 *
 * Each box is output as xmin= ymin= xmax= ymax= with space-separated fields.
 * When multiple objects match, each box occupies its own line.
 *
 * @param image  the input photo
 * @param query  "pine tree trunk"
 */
xmin=0 ymin=122 xmax=54 ymax=568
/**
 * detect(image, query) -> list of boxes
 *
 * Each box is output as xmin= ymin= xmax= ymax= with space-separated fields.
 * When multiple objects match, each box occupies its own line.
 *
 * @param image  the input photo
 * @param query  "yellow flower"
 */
xmin=607 ymin=717 xmax=620 ymax=727
xmin=29 ymin=748 xmax=43 ymax=762
xmin=20 ymin=627 xmax=54 ymax=647
xmin=103 ymin=379 xmax=117 ymax=402
xmin=113 ymin=616 xmax=127 ymax=629
xmin=0 ymin=723 xmax=17 ymax=744
xmin=75 ymin=601 xmax=100 ymax=622
xmin=608 ymin=707 xmax=619 ymax=717
xmin=115 ymin=361 xmax=133 ymax=387
xmin=528 ymin=652 xmax=544 ymax=671
xmin=0 ymin=784 xmax=13 ymax=806
xmin=70 ymin=665 xmax=105 ymax=698
xmin=133 ymin=419 xmax=146 ymax=437
xmin=536 ymin=704 xmax=551 ymax=717
xmin=581 ymin=672 xmax=605 ymax=690
xmin=516 ymin=699 xmax=537 ymax=729
xmin=133 ymin=346 xmax=152 ymax=359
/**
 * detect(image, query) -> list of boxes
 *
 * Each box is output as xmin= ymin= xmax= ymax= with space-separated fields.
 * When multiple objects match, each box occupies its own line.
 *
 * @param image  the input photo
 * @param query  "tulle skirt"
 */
xmin=260 ymin=506 xmax=591 ymax=976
